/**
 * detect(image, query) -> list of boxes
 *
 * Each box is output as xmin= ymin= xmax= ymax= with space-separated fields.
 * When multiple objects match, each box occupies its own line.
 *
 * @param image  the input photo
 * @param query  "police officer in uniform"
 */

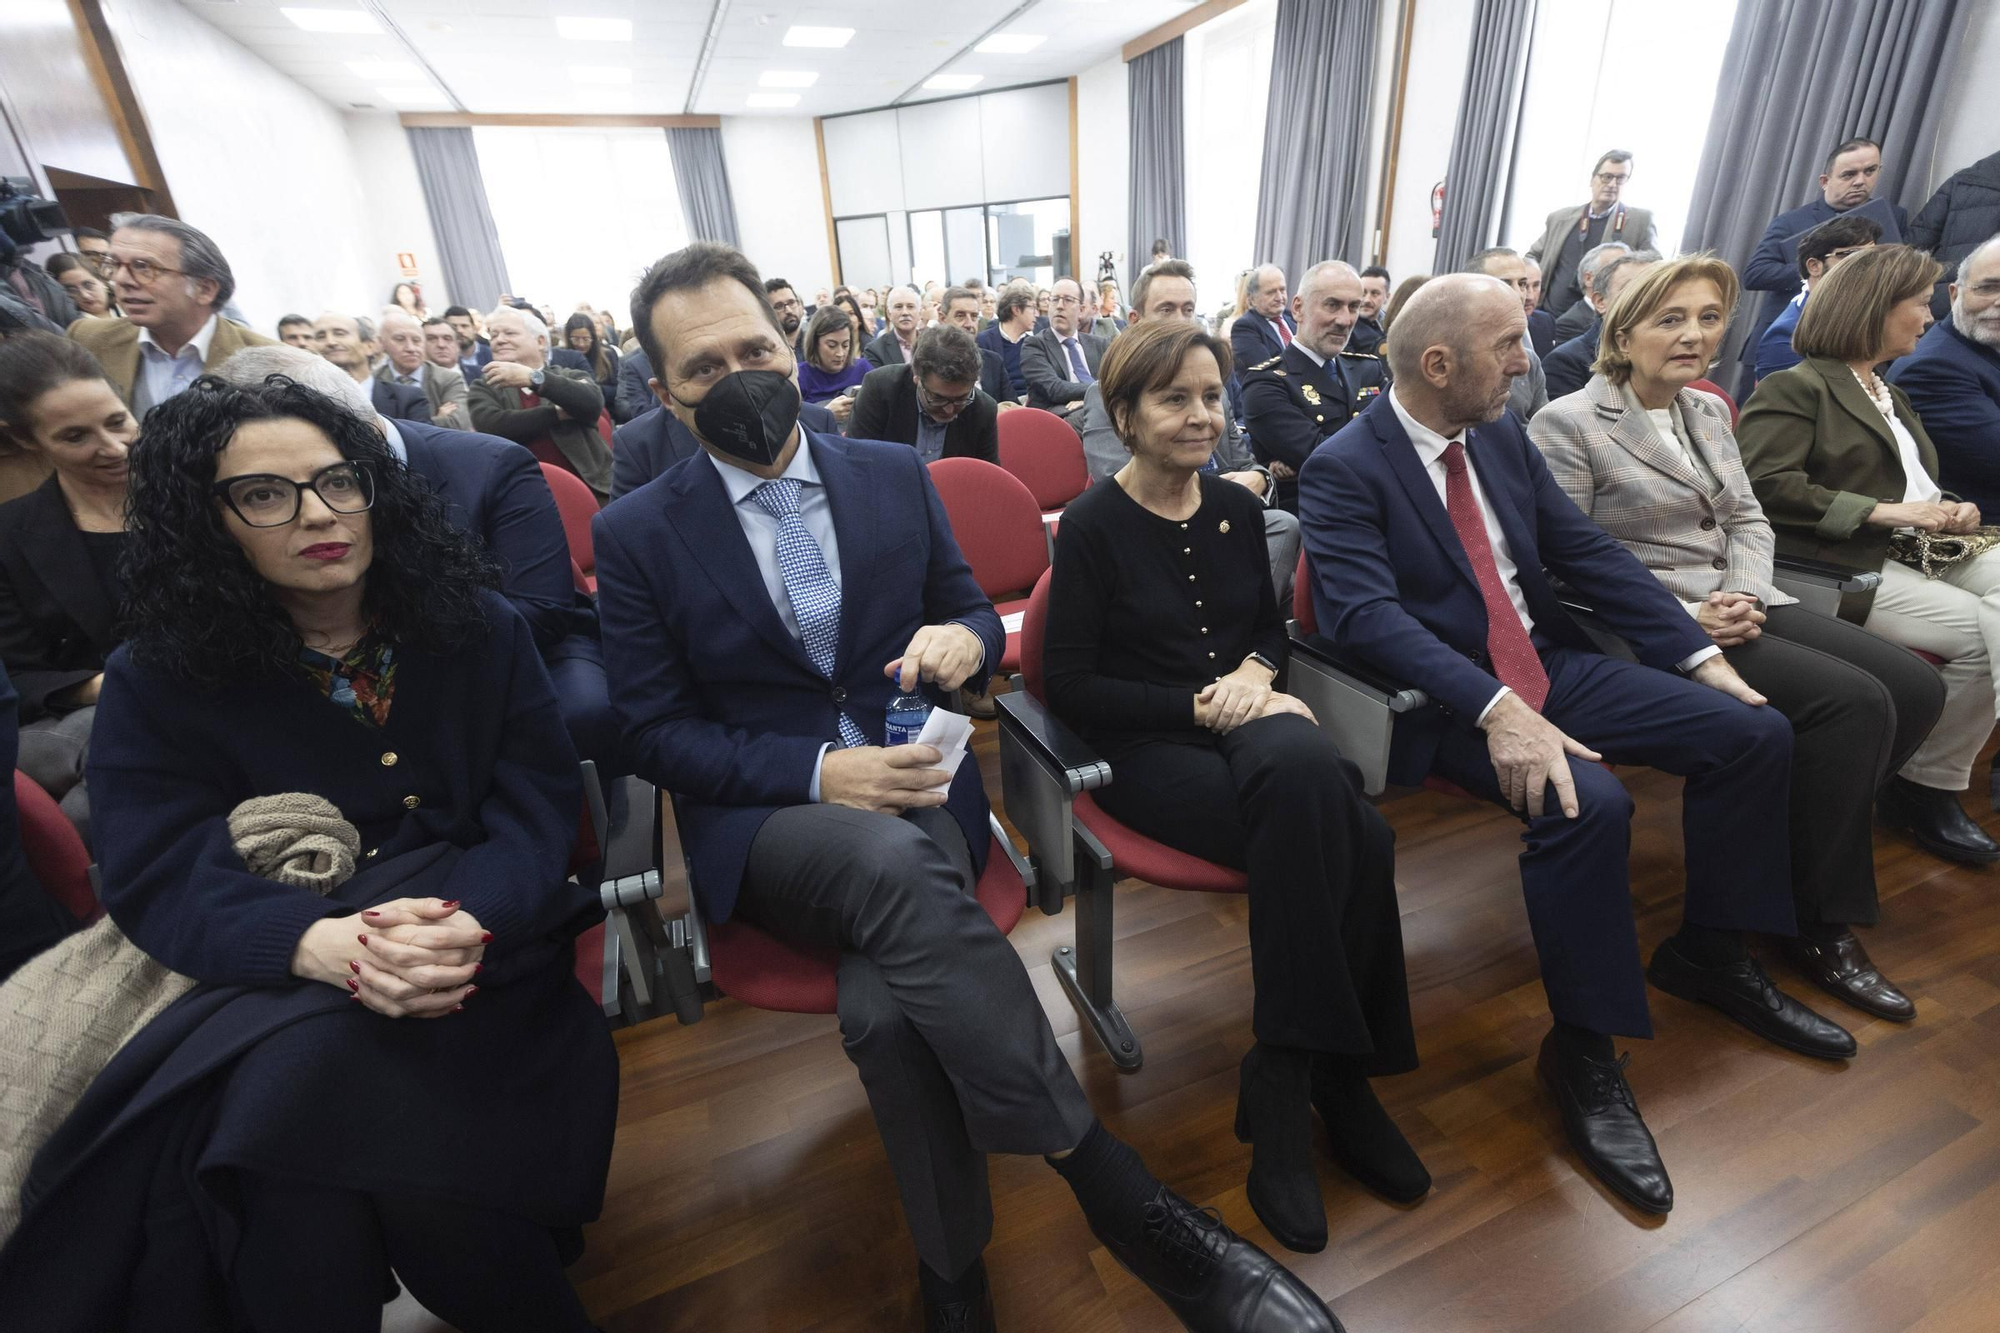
xmin=1241 ymin=260 xmax=1385 ymax=512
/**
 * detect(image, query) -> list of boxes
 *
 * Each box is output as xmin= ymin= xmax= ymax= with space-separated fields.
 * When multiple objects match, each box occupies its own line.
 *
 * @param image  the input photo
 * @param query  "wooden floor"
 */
xmin=534 ymin=723 xmax=1999 ymax=1332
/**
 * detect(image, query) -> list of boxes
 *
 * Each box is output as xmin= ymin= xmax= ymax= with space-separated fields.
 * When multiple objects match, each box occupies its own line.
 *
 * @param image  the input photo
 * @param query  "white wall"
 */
xmin=1076 ymin=56 xmax=1129 ymax=292
xmin=1381 ymin=0 xmax=1477 ymax=281
xmin=720 ymin=115 xmax=835 ymax=298
xmin=1925 ymin=0 xmax=2000 ymax=196
xmin=97 ymin=0 xmax=377 ymax=331
xmin=341 ymin=113 xmax=446 ymax=310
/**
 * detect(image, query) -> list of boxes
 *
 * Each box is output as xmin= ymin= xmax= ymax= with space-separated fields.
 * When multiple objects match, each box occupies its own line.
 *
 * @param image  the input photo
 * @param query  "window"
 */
xmin=838 ymin=197 xmax=1073 ymax=289
xmin=1184 ymin=0 xmax=1277 ymax=309
xmin=985 ymin=197 xmax=1072 ymax=287
xmin=472 ymin=127 xmax=687 ymax=313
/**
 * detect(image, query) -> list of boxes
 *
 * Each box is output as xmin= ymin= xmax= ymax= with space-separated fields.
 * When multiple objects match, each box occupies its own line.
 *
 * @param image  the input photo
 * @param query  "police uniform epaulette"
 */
xmin=1338 ymin=349 xmax=1380 ymax=360
xmin=1250 ymin=355 xmax=1282 ymax=372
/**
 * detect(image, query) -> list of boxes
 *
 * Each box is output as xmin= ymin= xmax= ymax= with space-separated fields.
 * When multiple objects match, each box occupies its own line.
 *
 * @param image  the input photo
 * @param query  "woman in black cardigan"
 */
xmin=1041 ymin=320 xmax=1421 ymax=1254
xmin=0 ymin=377 xmax=616 ymax=1332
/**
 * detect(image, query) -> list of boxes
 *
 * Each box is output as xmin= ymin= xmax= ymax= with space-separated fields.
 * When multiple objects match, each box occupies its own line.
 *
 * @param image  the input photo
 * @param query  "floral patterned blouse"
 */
xmin=298 ymin=633 xmax=397 ymax=729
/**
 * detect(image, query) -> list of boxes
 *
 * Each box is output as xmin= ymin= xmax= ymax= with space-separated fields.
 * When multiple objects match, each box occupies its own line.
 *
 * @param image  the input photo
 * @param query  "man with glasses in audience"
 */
xmin=1019 ymin=277 xmax=1107 ymax=421
xmin=849 ymin=324 xmax=999 ymax=469
xmin=1891 ymin=235 xmax=2000 ymax=531
xmin=1755 ymin=214 xmax=1881 ymax=381
xmin=765 ymin=276 xmax=808 ymax=360
xmin=1525 ymin=151 xmax=1658 ymax=318
xmin=67 ymin=213 xmax=274 ymax=416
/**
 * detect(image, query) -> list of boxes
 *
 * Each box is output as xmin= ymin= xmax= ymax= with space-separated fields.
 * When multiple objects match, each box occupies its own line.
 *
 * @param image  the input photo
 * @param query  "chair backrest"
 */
xmin=1689 ymin=377 xmax=1739 ymax=426
xmin=1019 ymin=568 xmax=1056 ymax=702
xmin=14 ymin=770 xmax=97 ymax=923
xmin=1292 ymin=551 xmax=1317 ymax=636
xmin=997 ymin=407 xmax=1091 ymax=511
xmin=539 ymin=462 xmax=600 ymax=577
xmin=927 ymin=456 xmax=1050 ymax=601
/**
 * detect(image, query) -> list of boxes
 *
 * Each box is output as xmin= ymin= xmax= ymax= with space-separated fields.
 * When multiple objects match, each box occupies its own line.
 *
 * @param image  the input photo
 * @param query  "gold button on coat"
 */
xmin=403 ymin=795 xmax=421 ymax=809
xmin=380 ymin=752 xmax=398 ymax=766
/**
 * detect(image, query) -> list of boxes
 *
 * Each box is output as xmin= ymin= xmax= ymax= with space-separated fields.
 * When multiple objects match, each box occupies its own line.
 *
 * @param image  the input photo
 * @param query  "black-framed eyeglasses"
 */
xmin=1593 ymin=171 xmax=1629 ymax=184
xmin=917 ymin=383 xmax=977 ymax=415
xmin=211 ymin=461 xmax=375 ymax=528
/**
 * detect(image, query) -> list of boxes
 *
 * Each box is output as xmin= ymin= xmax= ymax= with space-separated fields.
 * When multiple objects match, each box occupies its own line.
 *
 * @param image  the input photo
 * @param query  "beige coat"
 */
xmin=1529 ymin=374 xmax=1792 ymax=607
xmin=66 ymin=314 xmax=275 ymax=410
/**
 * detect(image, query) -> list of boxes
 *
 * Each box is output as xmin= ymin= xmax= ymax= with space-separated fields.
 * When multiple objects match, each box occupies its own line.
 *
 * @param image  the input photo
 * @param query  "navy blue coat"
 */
xmin=609 ymin=400 xmax=837 ymax=502
xmin=1526 ymin=308 xmax=1558 ymax=359
xmin=1889 ymin=320 xmax=2000 ymax=516
xmin=594 ymin=431 xmax=1003 ymax=921
xmin=1742 ymin=196 xmax=1909 ymax=363
xmin=1543 ymin=319 xmax=1601 ymax=401
xmin=615 ymin=343 xmax=655 ymax=424
xmin=1296 ymin=394 xmax=1709 ymax=783
xmin=1230 ymin=310 xmax=1296 ymax=371
xmin=369 ymin=375 xmax=432 ymax=424
xmin=397 ymin=420 xmax=597 ymax=653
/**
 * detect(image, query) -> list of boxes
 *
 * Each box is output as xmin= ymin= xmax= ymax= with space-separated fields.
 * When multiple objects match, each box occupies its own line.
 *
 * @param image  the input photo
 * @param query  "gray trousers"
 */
xmin=735 ymin=804 xmax=1096 ymax=1278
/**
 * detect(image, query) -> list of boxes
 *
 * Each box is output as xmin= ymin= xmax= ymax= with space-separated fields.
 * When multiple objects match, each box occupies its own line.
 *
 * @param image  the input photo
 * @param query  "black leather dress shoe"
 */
xmin=1309 ymin=1057 xmax=1431 ymax=1204
xmin=1647 ymin=939 xmax=1856 ymax=1060
xmin=923 ymin=1284 xmax=996 ymax=1332
xmin=1092 ymin=1187 xmax=1344 ymax=1332
xmin=1878 ymin=777 xmax=2000 ymax=864
xmin=1234 ymin=1044 xmax=1326 ymax=1252
xmin=1782 ymin=931 xmax=1915 ymax=1022
xmin=1536 ymin=1031 xmax=1672 ymax=1214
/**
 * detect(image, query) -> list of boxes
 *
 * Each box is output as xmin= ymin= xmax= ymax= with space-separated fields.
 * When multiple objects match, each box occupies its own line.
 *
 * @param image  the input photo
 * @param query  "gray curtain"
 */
xmin=667 ymin=126 xmax=742 ymax=249
xmin=1127 ymin=37 xmax=1187 ymax=290
xmin=1432 ymin=0 xmax=1539 ymax=272
xmin=1680 ymin=0 xmax=1970 ymax=385
xmin=1253 ymin=0 xmax=1379 ymax=283
xmin=405 ymin=127 xmax=510 ymax=309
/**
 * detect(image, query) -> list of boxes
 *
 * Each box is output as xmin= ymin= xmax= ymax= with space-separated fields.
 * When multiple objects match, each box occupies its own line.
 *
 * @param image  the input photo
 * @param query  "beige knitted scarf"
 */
xmin=0 ymin=793 xmax=360 ymax=1242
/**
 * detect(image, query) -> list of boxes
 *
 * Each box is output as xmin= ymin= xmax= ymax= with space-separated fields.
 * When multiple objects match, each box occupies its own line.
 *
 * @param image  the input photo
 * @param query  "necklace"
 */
xmin=1850 ymin=367 xmax=1896 ymax=421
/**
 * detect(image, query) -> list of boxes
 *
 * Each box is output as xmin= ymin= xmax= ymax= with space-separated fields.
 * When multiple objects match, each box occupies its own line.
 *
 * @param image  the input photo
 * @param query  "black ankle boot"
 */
xmin=1233 ymin=1043 xmax=1326 ymax=1253
xmin=1879 ymin=777 xmax=2000 ymax=864
xmin=1308 ymin=1059 xmax=1431 ymax=1203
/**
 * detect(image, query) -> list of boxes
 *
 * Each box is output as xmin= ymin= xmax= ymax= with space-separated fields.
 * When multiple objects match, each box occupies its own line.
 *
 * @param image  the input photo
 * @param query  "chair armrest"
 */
xmin=995 ymin=691 xmax=1108 ymax=910
xmin=1772 ymin=554 xmax=1882 ymax=592
xmin=1287 ymin=636 xmax=1428 ymax=798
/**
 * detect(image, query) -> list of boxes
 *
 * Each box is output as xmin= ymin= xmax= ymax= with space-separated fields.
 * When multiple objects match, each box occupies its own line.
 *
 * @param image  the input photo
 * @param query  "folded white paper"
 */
xmin=914 ymin=707 xmax=975 ymax=792
xmin=1001 ymin=611 xmax=1026 ymax=633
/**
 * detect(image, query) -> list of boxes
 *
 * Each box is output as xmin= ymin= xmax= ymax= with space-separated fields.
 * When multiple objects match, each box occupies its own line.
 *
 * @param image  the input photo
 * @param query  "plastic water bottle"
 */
xmin=885 ymin=685 xmax=932 ymax=747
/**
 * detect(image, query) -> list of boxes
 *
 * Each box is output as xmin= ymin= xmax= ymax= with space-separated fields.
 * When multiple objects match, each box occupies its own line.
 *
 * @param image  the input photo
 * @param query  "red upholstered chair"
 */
xmin=997 ymin=408 xmax=1091 ymax=548
xmin=993 ymin=570 xmax=1247 ymax=1070
xmin=14 ymin=769 xmax=98 ymax=924
xmin=1688 ymin=378 xmax=1738 ymax=426
xmin=927 ymin=457 xmax=1049 ymax=677
xmin=539 ymin=462 xmax=600 ymax=594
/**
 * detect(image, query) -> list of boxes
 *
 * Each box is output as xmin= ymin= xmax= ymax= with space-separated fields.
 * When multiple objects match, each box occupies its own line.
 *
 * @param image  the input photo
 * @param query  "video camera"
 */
xmin=0 ymin=178 xmax=71 ymax=251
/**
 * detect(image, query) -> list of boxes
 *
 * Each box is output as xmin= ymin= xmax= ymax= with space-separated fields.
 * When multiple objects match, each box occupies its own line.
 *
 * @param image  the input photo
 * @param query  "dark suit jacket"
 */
xmin=1229 ymin=311 xmax=1296 ymax=372
xmin=370 ymin=375 xmax=433 ymax=424
xmin=847 ymin=364 xmax=999 ymax=464
xmin=1543 ymin=319 xmax=1602 ymax=401
xmin=1239 ymin=343 xmax=1386 ymax=505
xmin=609 ymin=401 xmax=838 ymax=502
xmin=863 ymin=328 xmax=914 ymax=368
xmin=549 ymin=347 xmax=592 ymax=375
xmin=977 ymin=347 xmax=1013 ymax=404
xmin=1889 ymin=321 xmax=2000 ymax=517
xmin=1740 ymin=355 xmax=1943 ymax=598
xmin=615 ymin=344 xmax=655 ymax=424
xmin=1297 ymin=394 xmax=1708 ymax=782
xmin=0 ymin=660 xmax=75 ymax=978
xmin=1552 ymin=298 xmax=1596 ymax=344
xmin=1742 ymin=197 xmax=1909 ymax=362
xmin=1019 ymin=326 xmax=1107 ymax=413
xmin=396 ymin=420 xmax=597 ymax=653
xmin=0 ymin=475 xmax=121 ymax=720
xmin=1526 ymin=308 xmax=1558 ymax=359
xmin=593 ymin=431 xmax=1003 ymax=920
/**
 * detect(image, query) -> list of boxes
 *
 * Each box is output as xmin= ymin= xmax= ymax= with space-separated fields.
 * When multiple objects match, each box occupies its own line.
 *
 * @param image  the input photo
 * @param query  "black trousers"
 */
xmin=1729 ymin=604 xmax=1947 ymax=926
xmin=735 ymin=804 xmax=1096 ymax=1280
xmin=229 ymin=1174 xmax=593 ymax=1332
xmin=1090 ymin=712 xmax=1417 ymax=1071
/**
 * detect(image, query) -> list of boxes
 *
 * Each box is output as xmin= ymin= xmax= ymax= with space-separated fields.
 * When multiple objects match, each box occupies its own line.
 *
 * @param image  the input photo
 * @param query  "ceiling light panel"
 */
xmin=974 ymin=33 xmax=1046 ymax=54
xmin=556 ymin=17 xmax=633 ymax=42
xmin=282 ymin=8 xmax=383 ymax=34
xmin=783 ymin=25 xmax=854 ymax=48
xmin=758 ymin=70 xmax=819 ymax=88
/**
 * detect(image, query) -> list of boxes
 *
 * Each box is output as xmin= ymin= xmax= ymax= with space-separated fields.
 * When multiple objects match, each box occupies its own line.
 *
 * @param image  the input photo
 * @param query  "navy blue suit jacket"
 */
xmin=396 ymin=420 xmax=599 ymax=656
xmin=371 ymin=377 xmax=432 ymax=425
xmin=593 ymin=430 xmax=1003 ymax=920
xmin=609 ymin=400 xmax=838 ymax=503
xmin=1230 ymin=311 xmax=1296 ymax=371
xmin=1543 ymin=319 xmax=1601 ymax=401
xmin=1297 ymin=395 xmax=1709 ymax=783
xmin=614 ymin=345 xmax=654 ymax=424
xmin=1742 ymin=197 xmax=1908 ymax=362
xmin=1890 ymin=320 xmax=2000 ymax=516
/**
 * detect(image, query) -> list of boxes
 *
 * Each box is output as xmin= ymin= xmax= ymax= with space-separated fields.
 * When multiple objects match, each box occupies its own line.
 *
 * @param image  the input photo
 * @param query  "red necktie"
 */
xmin=1442 ymin=441 xmax=1548 ymax=711
xmin=1276 ymin=318 xmax=1292 ymax=346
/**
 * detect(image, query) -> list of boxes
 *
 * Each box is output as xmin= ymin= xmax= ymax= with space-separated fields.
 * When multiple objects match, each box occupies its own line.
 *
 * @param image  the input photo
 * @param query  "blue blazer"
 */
xmin=1742 ymin=197 xmax=1908 ymax=362
xmin=1890 ymin=320 xmax=2000 ymax=516
xmin=609 ymin=400 xmax=837 ymax=502
xmin=1230 ymin=311 xmax=1296 ymax=371
xmin=1296 ymin=395 xmax=1709 ymax=783
xmin=396 ymin=420 xmax=598 ymax=655
xmin=614 ymin=344 xmax=654 ymax=424
xmin=593 ymin=430 xmax=1003 ymax=920
xmin=1754 ymin=295 xmax=1807 ymax=382
xmin=370 ymin=376 xmax=431 ymax=425
xmin=1543 ymin=319 xmax=1601 ymax=401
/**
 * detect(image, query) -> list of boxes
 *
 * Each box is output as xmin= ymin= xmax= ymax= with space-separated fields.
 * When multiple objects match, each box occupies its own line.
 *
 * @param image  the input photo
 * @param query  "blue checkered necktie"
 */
xmin=751 ymin=478 xmax=868 ymax=749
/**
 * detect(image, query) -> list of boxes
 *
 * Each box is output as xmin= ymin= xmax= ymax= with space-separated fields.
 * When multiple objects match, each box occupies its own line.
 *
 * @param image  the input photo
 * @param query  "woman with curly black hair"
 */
xmin=0 ymin=376 xmax=618 ymax=1333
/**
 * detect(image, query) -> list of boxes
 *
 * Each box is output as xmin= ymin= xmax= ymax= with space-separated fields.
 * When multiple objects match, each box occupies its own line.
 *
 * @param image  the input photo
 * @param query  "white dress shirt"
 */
xmin=1389 ymin=388 xmax=1715 ymax=721
xmin=134 ymin=313 xmax=218 ymax=414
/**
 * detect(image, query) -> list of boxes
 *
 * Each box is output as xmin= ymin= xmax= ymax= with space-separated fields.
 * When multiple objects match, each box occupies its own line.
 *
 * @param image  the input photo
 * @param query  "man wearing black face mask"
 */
xmin=593 ymin=243 xmax=1339 ymax=1333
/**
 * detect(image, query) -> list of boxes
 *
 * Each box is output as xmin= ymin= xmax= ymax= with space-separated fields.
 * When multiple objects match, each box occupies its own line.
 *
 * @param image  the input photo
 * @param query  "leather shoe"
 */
xmin=1536 ymin=1031 xmax=1672 ymax=1214
xmin=1233 ymin=1043 xmax=1326 ymax=1252
xmin=1647 ymin=938 xmax=1856 ymax=1060
xmin=1782 ymin=930 xmax=1915 ymax=1022
xmin=1091 ymin=1186 xmax=1345 ymax=1332
xmin=1878 ymin=777 xmax=2000 ymax=864
xmin=923 ymin=1270 xmax=996 ymax=1333
xmin=1309 ymin=1057 xmax=1431 ymax=1204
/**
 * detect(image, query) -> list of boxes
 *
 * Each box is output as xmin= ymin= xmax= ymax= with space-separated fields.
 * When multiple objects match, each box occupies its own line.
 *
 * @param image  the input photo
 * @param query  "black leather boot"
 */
xmin=1879 ymin=776 xmax=2000 ymax=864
xmin=1233 ymin=1043 xmax=1326 ymax=1253
xmin=1309 ymin=1058 xmax=1431 ymax=1203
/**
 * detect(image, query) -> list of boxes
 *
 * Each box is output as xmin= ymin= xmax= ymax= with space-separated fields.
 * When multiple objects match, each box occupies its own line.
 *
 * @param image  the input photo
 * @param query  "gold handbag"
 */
xmin=1888 ymin=526 xmax=2000 ymax=579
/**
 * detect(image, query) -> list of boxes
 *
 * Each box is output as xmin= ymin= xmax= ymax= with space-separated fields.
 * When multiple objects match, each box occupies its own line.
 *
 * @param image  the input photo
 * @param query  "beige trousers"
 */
xmin=1861 ymin=551 xmax=2000 ymax=788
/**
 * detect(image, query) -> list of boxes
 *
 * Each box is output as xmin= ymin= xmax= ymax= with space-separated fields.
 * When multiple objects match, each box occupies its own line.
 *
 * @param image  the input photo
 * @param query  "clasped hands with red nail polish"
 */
xmin=289 ymin=896 xmax=491 ymax=1019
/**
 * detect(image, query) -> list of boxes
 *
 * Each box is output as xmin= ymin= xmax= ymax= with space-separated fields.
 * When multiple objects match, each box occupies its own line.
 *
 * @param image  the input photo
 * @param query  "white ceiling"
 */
xmin=174 ymin=0 xmax=1200 ymax=117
